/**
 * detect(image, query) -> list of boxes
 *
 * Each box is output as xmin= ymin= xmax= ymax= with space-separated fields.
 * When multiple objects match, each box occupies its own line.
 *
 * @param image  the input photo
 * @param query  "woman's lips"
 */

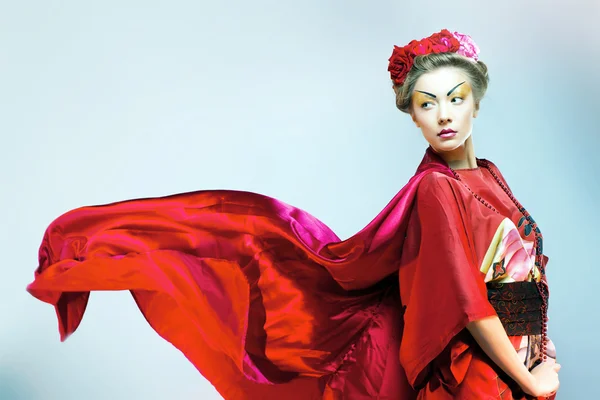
xmin=439 ymin=131 xmax=456 ymax=138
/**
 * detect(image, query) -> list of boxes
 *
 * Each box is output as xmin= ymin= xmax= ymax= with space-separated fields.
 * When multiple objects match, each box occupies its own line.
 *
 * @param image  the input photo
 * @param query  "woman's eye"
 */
xmin=421 ymin=97 xmax=463 ymax=109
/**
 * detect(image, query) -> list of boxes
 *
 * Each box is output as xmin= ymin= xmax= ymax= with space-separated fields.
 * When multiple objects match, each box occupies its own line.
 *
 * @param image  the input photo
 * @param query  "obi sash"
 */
xmin=486 ymin=281 xmax=543 ymax=336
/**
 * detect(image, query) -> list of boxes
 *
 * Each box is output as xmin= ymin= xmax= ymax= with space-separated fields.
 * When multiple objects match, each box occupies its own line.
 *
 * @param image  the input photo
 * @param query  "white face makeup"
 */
xmin=410 ymin=67 xmax=478 ymax=156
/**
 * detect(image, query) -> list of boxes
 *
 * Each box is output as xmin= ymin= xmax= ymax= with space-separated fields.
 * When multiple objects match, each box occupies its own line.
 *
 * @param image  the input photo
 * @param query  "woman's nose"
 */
xmin=438 ymin=105 xmax=452 ymax=124
xmin=439 ymin=116 xmax=452 ymax=124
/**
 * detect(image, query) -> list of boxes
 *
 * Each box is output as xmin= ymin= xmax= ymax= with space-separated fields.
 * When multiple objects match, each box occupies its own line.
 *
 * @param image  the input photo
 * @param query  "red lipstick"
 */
xmin=438 ymin=129 xmax=456 ymax=138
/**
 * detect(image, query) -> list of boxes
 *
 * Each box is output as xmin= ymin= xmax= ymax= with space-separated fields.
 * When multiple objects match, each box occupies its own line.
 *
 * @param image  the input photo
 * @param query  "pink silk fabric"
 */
xmin=26 ymin=146 xmax=552 ymax=399
xmin=27 ymin=147 xmax=455 ymax=398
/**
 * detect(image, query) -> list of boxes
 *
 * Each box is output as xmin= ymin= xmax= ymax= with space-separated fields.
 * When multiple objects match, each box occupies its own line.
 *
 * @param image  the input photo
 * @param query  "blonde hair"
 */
xmin=392 ymin=52 xmax=490 ymax=114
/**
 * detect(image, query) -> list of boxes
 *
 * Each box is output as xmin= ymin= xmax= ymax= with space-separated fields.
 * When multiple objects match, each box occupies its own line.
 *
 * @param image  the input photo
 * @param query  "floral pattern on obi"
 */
xmin=479 ymin=217 xmax=540 ymax=284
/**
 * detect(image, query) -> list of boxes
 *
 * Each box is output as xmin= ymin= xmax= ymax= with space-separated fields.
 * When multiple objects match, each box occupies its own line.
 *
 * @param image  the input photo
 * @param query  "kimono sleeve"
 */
xmin=398 ymin=172 xmax=498 ymax=388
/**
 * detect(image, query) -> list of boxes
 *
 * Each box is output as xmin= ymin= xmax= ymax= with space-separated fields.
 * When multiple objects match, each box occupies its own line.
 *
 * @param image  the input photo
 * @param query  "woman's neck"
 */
xmin=438 ymin=135 xmax=478 ymax=170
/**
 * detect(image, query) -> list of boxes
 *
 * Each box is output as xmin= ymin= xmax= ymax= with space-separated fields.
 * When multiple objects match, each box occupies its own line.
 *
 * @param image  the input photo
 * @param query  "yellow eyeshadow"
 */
xmin=413 ymin=87 xmax=471 ymax=103
xmin=412 ymin=93 xmax=430 ymax=103
xmin=454 ymin=87 xmax=471 ymax=97
xmin=412 ymin=92 xmax=424 ymax=100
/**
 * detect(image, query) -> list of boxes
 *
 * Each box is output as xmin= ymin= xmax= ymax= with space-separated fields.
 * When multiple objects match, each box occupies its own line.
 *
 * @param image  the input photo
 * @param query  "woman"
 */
xmin=389 ymin=31 xmax=561 ymax=399
xmin=27 ymin=29 xmax=560 ymax=399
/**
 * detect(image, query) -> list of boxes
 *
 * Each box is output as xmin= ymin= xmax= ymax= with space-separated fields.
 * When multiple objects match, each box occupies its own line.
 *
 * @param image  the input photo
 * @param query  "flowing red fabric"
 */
xmin=26 ymin=147 xmax=507 ymax=399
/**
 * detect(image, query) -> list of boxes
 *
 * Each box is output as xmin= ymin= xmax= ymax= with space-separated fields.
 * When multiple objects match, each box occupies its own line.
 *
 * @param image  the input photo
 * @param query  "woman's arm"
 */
xmin=467 ymin=316 xmax=560 ymax=397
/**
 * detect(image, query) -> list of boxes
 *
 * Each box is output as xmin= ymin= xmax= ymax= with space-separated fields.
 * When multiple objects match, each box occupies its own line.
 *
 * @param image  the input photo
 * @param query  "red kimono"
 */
xmin=401 ymin=165 xmax=554 ymax=399
xmin=27 ymin=146 xmax=554 ymax=399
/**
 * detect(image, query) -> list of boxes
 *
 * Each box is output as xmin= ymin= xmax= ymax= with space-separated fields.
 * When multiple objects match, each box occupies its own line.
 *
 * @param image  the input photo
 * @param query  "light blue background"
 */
xmin=1 ymin=1 xmax=597 ymax=399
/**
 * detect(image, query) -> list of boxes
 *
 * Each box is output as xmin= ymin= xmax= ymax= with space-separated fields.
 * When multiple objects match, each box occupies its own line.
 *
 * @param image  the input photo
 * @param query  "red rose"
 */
xmin=407 ymin=38 xmax=433 ymax=56
xmin=388 ymin=45 xmax=416 ymax=85
xmin=388 ymin=29 xmax=463 ymax=85
xmin=429 ymin=30 xmax=460 ymax=53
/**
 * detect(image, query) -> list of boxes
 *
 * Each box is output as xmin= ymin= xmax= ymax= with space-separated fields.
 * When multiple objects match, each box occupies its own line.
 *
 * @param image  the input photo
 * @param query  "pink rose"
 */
xmin=452 ymin=31 xmax=480 ymax=60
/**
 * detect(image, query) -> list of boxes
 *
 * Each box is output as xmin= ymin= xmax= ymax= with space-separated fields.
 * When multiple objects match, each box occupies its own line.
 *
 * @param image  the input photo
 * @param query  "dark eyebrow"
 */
xmin=415 ymin=81 xmax=466 ymax=99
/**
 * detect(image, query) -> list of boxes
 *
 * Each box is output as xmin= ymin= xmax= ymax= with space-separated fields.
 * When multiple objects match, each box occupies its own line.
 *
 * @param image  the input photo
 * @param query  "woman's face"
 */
xmin=410 ymin=67 xmax=478 ymax=154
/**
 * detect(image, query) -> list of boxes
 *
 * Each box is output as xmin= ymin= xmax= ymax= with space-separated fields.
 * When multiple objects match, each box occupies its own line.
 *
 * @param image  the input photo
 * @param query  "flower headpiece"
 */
xmin=387 ymin=29 xmax=480 ymax=86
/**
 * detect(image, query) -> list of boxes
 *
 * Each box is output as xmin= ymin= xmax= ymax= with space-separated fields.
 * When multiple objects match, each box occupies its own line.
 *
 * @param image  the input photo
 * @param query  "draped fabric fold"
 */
xmin=27 ymin=147 xmax=488 ymax=399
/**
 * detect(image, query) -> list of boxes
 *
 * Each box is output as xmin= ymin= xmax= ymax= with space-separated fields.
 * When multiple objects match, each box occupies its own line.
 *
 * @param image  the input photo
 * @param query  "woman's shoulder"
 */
xmin=479 ymin=158 xmax=513 ymax=191
xmin=478 ymin=157 xmax=505 ymax=174
xmin=417 ymin=170 xmax=463 ymax=195
xmin=414 ymin=171 xmax=472 ymax=208
xmin=419 ymin=170 xmax=454 ymax=185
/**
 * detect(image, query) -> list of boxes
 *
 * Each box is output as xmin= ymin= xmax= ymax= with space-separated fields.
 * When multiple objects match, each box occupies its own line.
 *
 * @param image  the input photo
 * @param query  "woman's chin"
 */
xmin=429 ymin=140 xmax=459 ymax=153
